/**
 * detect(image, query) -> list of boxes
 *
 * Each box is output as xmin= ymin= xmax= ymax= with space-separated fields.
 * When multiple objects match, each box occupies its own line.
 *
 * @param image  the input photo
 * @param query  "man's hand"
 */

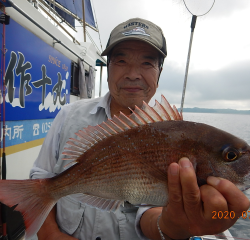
xmin=140 ymin=157 xmax=250 ymax=240
xmin=38 ymin=231 xmax=78 ymax=240
xmin=159 ymin=157 xmax=250 ymax=239
xmin=37 ymin=206 xmax=78 ymax=240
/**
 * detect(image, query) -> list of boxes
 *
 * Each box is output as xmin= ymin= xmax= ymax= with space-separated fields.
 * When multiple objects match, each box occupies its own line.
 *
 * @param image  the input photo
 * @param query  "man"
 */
xmin=30 ymin=18 xmax=249 ymax=240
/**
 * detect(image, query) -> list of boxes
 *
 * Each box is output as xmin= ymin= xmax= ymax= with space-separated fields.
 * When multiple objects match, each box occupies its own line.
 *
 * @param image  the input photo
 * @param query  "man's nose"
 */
xmin=125 ymin=64 xmax=142 ymax=80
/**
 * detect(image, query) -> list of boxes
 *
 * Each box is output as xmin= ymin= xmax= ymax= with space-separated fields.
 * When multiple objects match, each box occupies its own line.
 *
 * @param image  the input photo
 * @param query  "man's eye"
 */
xmin=143 ymin=62 xmax=152 ymax=66
xmin=118 ymin=60 xmax=126 ymax=63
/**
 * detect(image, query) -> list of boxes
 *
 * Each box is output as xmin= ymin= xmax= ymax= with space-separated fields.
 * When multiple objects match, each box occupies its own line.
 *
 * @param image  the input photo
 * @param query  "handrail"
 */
xmin=8 ymin=0 xmax=97 ymax=69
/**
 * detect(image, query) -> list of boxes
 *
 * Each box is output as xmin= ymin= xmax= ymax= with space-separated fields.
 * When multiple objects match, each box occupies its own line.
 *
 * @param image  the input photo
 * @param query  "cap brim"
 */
xmin=101 ymin=37 xmax=167 ymax=57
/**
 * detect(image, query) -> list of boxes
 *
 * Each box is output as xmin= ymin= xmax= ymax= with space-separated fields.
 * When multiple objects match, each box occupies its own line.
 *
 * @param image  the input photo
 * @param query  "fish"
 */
xmin=0 ymin=95 xmax=250 ymax=239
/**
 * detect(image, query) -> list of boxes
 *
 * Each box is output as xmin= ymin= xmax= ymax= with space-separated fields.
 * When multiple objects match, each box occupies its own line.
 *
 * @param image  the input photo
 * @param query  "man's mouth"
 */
xmin=122 ymin=87 xmax=142 ymax=92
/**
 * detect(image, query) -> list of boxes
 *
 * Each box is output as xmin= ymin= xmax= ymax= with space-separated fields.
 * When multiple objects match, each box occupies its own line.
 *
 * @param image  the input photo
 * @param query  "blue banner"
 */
xmin=0 ymin=18 xmax=71 ymax=121
xmin=1 ymin=119 xmax=54 ymax=147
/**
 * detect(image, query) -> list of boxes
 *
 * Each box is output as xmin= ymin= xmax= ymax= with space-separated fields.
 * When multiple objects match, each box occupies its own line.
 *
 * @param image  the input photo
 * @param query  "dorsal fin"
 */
xmin=141 ymin=101 xmax=163 ymax=122
xmin=161 ymin=95 xmax=179 ymax=120
xmin=118 ymin=112 xmax=139 ymax=128
xmin=153 ymin=100 xmax=171 ymax=120
xmin=113 ymin=115 xmax=131 ymax=130
xmin=128 ymin=107 xmax=148 ymax=125
xmin=63 ymin=95 xmax=182 ymax=161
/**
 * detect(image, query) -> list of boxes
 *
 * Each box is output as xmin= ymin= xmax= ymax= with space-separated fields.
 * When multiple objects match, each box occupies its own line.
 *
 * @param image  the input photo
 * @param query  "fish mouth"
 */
xmin=236 ymin=171 xmax=250 ymax=192
xmin=237 ymin=185 xmax=250 ymax=192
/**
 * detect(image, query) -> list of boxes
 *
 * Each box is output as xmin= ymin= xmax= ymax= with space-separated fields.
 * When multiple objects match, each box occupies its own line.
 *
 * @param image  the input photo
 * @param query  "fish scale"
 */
xmin=0 ymin=95 xmax=250 ymax=239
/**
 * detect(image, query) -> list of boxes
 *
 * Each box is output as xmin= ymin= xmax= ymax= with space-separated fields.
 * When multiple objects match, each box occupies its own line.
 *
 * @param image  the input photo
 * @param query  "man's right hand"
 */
xmin=37 ymin=206 xmax=78 ymax=240
xmin=38 ymin=231 xmax=78 ymax=240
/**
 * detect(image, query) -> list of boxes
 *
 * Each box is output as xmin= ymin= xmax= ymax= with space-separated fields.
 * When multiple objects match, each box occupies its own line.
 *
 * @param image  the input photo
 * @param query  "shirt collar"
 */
xmin=89 ymin=91 xmax=112 ymax=119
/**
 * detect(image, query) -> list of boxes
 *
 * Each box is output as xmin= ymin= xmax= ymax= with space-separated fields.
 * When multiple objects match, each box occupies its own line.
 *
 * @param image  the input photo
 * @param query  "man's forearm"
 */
xmin=140 ymin=207 xmax=163 ymax=240
xmin=37 ymin=206 xmax=60 ymax=239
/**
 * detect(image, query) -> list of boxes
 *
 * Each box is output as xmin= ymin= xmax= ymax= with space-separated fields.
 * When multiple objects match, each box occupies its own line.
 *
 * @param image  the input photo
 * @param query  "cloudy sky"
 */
xmin=77 ymin=0 xmax=250 ymax=110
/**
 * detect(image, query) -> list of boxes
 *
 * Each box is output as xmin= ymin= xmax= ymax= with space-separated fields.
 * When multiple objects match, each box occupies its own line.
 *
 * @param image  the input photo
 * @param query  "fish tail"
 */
xmin=0 ymin=179 xmax=56 ymax=239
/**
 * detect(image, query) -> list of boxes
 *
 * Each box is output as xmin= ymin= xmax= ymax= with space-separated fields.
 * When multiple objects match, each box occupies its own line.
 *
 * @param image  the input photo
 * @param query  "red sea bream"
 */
xmin=0 ymin=95 xmax=250 ymax=239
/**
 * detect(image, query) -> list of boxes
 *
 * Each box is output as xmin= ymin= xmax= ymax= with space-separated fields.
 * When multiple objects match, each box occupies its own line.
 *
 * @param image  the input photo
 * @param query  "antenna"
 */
xmin=180 ymin=0 xmax=215 ymax=115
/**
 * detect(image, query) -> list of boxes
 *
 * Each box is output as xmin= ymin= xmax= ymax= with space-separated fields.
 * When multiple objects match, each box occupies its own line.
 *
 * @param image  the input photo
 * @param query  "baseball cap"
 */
xmin=101 ymin=17 xmax=167 ymax=58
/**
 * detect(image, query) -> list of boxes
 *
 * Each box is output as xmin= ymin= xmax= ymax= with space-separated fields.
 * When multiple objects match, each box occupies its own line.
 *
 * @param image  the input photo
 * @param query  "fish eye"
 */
xmin=222 ymin=147 xmax=240 ymax=161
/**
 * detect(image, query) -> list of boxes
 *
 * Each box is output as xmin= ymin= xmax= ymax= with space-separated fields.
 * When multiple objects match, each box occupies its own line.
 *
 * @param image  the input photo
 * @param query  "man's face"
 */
xmin=108 ymin=40 xmax=161 ymax=112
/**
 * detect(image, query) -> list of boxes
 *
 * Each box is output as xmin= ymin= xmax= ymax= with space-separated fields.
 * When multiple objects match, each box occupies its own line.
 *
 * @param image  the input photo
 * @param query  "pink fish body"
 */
xmin=0 ymin=95 xmax=249 ymax=239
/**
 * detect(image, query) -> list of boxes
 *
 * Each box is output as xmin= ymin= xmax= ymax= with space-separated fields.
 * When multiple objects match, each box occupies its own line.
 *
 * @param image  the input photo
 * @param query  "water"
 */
xmin=184 ymin=112 xmax=250 ymax=145
xmin=184 ymin=112 xmax=250 ymax=240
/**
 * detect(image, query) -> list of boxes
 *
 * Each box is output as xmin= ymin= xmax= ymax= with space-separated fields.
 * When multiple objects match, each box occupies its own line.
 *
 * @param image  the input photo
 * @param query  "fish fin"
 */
xmin=160 ymin=95 xmax=182 ymax=120
xmin=153 ymin=100 xmax=171 ymax=120
xmin=0 ymin=179 xmax=56 ymax=239
xmin=118 ymin=111 xmax=139 ymax=128
xmin=63 ymin=160 xmax=79 ymax=169
xmin=113 ymin=114 xmax=132 ymax=130
xmin=62 ymin=94 xmax=182 ymax=161
xmin=75 ymin=194 xmax=124 ymax=212
xmin=127 ymin=95 xmax=182 ymax=124
xmin=129 ymin=107 xmax=148 ymax=125
xmin=141 ymin=101 xmax=163 ymax=122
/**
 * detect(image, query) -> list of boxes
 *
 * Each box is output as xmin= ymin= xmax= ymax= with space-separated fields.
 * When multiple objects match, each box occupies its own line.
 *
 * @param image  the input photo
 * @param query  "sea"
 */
xmin=184 ymin=112 xmax=250 ymax=240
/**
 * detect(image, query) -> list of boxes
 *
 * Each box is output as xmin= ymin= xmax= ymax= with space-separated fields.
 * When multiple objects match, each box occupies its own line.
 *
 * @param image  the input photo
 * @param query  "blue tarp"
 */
xmin=0 ymin=0 xmax=11 ymax=7
xmin=55 ymin=6 xmax=75 ymax=27
xmin=54 ymin=0 xmax=96 ymax=29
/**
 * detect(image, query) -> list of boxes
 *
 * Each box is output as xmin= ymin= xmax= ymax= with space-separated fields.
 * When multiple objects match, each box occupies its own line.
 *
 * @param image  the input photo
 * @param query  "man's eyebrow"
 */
xmin=112 ymin=52 xmax=126 ymax=58
xmin=142 ymin=55 xmax=158 ymax=61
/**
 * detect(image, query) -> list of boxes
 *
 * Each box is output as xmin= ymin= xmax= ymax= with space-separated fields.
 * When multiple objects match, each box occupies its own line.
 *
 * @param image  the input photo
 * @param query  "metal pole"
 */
xmin=180 ymin=15 xmax=197 ymax=115
xmin=82 ymin=0 xmax=86 ymax=42
xmin=99 ymin=63 xmax=103 ymax=97
xmin=1 ymin=7 xmax=7 ymax=239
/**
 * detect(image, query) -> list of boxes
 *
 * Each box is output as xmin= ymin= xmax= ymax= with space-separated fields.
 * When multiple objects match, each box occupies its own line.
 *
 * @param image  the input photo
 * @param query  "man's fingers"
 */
xmin=167 ymin=162 xmax=182 ymax=204
xmin=179 ymin=158 xmax=201 ymax=210
xmin=199 ymin=177 xmax=249 ymax=232
xmin=207 ymin=176 xmax=250 ymax=213
xmin=200 ymin=184 xmax=228 ymax=219
xmin=161 ymin=162 xmax=190 ymax=238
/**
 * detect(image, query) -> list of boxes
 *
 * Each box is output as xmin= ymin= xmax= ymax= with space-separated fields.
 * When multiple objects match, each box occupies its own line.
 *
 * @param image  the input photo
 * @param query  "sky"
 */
xmin=76 ymin=0 xmax=250 ymax=110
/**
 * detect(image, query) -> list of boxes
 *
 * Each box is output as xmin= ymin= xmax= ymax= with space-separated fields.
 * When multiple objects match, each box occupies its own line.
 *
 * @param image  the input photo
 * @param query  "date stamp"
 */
xmin=212 ymin=211 xmax=250 ymax=219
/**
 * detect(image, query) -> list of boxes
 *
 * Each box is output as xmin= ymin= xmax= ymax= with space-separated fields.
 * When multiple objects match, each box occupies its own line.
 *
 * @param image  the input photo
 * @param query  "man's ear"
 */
xmin=107 ymin=64 xmax=109 ymax=81
xmin=159 ymin=67 xmax=163 ymax=75
xmin=157 ymin=67 xmax=163 ymax=85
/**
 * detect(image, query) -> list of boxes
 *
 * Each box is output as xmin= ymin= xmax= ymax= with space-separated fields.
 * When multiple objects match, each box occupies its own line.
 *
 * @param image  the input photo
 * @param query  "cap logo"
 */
xmin=122 ymin=27 xmax=150 ymax=37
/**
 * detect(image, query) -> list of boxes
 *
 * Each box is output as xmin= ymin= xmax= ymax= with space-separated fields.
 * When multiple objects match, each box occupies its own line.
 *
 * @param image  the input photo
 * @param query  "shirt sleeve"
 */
xmin=29 ymin=104 xmax=72 ymax=179
xmin=135 ymin=207 xmax=151 ymax=240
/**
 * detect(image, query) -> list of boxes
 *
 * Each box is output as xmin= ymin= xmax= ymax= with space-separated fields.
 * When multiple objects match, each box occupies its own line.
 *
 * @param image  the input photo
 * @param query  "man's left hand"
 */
xmin=140 ymin=157 xmax=250 ymax=240
xmin=159 ymin=157 xmax=250 ymax=239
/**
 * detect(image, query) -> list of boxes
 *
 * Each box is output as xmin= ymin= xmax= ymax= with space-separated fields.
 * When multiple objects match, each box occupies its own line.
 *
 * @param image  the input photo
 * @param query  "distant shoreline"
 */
xmin=179 ymin=107 xmax=250 ymax=115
